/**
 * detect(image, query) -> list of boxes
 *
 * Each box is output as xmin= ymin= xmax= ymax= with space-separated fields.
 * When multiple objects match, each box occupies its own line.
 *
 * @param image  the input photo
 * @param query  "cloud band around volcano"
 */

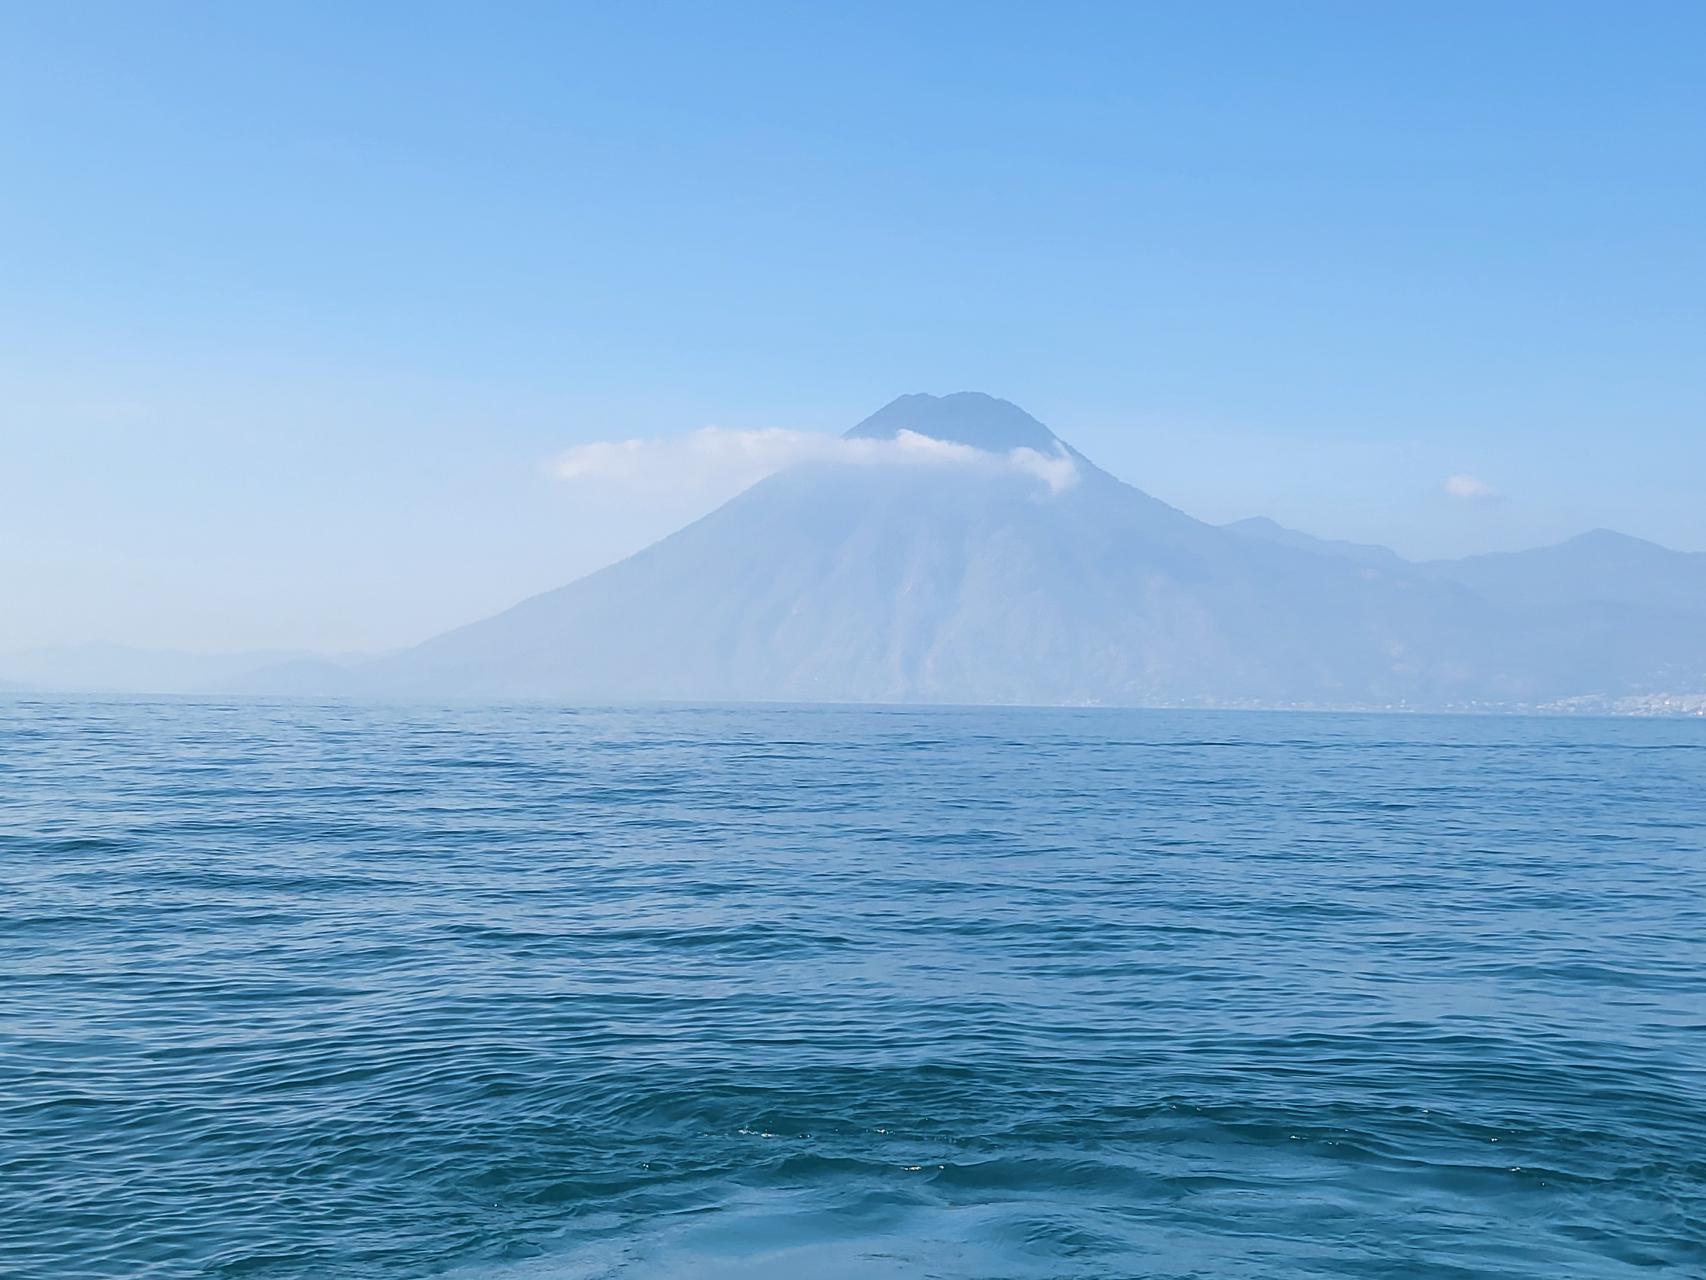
xmin=550 ymin=427 xmax=1080 ymax=496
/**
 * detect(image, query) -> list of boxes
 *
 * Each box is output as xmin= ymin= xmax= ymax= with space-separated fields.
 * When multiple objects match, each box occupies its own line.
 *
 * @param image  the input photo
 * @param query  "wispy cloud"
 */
xmin=1444 ymin=473 xmax=1499 ymax=502
xmin=551 ymin=427 xmax=1079 ymax=496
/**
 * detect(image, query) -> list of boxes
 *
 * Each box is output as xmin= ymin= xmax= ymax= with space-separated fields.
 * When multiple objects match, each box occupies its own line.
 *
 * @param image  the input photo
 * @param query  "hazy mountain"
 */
xmin=1222 ymin=516 xmax=1410 ymax=571
xmin=366 ymin=390 xmax=1704 ymax=708
xmin=219 ymin=657 xmax=374 ymax=696
xmin=26 ymin=396 xmax=1697 ymax=710
xmin=0 ymin=644 xmax=368 ymax=695
xmin=25 ymin=395 xmax=1701 ymax=710
xmin=1215 ymin=519 xmax=1706 ymax=703
xmin=0 ymin=644 xmax=302 ymax=694
xmin=1222 ymin=518 xmax=1706 ymax=634
xmin=1421 ymin=529 xmax=1706 ymax=619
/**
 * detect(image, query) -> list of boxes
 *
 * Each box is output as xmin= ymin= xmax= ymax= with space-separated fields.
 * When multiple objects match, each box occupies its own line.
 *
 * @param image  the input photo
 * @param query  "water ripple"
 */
xmin=1 ymin=699 xmax=1703 ymax=1277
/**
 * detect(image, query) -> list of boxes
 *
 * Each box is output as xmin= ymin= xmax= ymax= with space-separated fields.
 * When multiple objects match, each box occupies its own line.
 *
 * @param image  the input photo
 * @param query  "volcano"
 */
xmin=357 ymin=393 xmax=1706 ymax=707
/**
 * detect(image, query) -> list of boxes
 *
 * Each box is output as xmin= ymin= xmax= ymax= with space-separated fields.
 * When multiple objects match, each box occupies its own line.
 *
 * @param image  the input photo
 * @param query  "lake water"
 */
xmin=3 ymin=699 xmax=1704 ymax=1278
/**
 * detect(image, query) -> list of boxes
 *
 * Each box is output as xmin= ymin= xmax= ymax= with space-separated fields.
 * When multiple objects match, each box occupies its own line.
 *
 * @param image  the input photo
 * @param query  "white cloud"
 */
xmin=551 ymin=427 xmax=1079 ymax=496
xmin=1444 ymin=473 xmax=1499 ymax=501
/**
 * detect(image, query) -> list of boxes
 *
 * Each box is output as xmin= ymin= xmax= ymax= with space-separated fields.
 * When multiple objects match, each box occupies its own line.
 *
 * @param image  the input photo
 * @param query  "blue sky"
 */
xmin=3 ymin=2 xmax=1703 ymax=652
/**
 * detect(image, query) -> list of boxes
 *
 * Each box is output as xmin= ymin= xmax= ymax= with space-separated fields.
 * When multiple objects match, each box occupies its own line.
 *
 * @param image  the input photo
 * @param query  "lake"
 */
xmin=3 ymin=699 xmax=1703 ymax=1277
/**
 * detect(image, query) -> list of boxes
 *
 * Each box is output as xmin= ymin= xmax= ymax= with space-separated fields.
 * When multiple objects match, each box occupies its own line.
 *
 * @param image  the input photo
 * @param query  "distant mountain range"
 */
xmin=0 ymin=643 xmax=369 ymax=696
xmin=9 ymin=393 xmax=1704 ymax=711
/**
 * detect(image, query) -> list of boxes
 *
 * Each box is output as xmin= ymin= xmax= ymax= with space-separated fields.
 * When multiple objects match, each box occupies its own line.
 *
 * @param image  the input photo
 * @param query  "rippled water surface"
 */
xmin=3 ymin=699 xmax=1705 ymax=1278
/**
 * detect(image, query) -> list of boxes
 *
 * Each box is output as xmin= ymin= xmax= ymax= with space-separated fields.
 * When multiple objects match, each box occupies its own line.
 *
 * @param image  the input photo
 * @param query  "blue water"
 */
xmin=3 ymin=700 xmax=1704 ymax=1279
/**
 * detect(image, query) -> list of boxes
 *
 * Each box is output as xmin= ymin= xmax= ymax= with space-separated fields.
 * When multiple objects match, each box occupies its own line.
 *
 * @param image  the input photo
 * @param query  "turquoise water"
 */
xmin=3 ymin=700 xmax=1704 ymax=1278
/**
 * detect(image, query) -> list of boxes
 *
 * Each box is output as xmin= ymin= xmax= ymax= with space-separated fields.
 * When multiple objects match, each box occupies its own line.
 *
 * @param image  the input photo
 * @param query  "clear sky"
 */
xmin=3 ymin=1 xmax=1703 ymax=654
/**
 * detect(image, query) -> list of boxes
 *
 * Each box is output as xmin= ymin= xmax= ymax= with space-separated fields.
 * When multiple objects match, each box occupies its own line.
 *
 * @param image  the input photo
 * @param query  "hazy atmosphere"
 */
xmin=4 ymin=2 xmax=1704 ymax=658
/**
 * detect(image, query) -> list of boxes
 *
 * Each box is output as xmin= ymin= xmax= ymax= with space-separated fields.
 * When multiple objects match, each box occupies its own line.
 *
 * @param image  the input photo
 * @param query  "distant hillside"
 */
xmin=1421 ymin=529 xmax=1706 ymax=619
xmin=0 ymin=644 xmax=369 ymax=696
xmin=1221 ymin=516 xmax=1409 ymax=571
